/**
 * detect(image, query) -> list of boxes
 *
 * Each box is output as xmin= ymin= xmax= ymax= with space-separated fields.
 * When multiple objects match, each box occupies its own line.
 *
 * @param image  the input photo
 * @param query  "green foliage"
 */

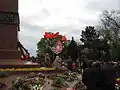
xmin=67 ymin=37 xmax=78 ymax=62
xmin=36 ymin=38 xmax=53 ymax=59
xmin=98 ymin=10 xmax=120 ymax=61
xmin=80 ymin=26 xmax=111 ymax=61
xmin=111 ymin=46 xmax=120 ymax=61
xmin=80 ymin=26 xmax=99 ymax=60
xmin=37 ymin=38 xmax=51 ymax=54
xmin=80 ymin=26 xmax=99 ymax=49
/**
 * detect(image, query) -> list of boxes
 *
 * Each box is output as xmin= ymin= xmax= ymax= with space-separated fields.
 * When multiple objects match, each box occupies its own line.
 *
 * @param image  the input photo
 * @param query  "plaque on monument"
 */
xmin=0 ymin=11 xmax=19 ymax=25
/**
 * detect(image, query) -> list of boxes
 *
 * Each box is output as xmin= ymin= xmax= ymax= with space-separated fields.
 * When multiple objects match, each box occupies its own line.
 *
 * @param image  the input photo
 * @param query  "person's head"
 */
xmin=92 ymin=62 xmax=96 ymax=68
xmin=93 ymin=62 xmax=101 ymax=68
xmin=87 ymin=60 xmax=93 ymax=68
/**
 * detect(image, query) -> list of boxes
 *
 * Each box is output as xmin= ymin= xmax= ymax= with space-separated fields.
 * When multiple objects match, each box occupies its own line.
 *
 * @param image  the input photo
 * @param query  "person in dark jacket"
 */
xmin=82 ymin=60 xmax=88 ymax=70
xmin=100 ymin=62 xmax=117 ymax=90
xmin=82 ymin=61 xmax=102 ymax=90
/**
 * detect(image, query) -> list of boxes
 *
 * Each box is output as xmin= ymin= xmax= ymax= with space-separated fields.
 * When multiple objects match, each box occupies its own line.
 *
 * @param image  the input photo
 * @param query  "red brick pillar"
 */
xmin=0 ymin=0 xmax=21 ymax=64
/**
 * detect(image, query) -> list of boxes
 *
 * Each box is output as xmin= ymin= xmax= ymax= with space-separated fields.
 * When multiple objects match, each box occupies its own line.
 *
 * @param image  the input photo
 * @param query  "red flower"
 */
xmin=61 ymin=36 xmax=67 ymax=42
xmin=44 ymin=32 xmax=60 ymax=39
xmin=53 ymin=32 xmax=59 ymax=38
xmin=72 ymin=63 xmax=76 ymax=69
xmin=21 ymin=55 xmax=29 ymax=61
xmin=21 ymin=57 xmax=26 ymax=61
xmin=25 ymin=55 xmax=30 ymax=59
xmin=116 ymin=78 xmax=120 ymax=85
xmin=44 ymin=32 xmax=54 ymax=39
xmin=44 ymin=32 xmax=50 ymax=38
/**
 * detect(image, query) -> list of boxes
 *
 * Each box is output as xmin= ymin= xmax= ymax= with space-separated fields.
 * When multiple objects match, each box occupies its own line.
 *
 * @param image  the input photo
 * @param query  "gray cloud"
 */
xmin=85 ymin=0 xmax=120 ymax=12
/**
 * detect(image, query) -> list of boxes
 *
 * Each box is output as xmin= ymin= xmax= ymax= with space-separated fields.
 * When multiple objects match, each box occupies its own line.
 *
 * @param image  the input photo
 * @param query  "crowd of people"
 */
xmin=82 ymin=60 xmax=120 ymax=90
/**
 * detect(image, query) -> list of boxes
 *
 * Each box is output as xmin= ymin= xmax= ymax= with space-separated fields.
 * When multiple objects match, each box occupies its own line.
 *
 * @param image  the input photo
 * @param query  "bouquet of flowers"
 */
xmin=116 ymin=78 xmax=120 ymax=90
xmin=43 ymin=32 xmax=68 ymax=54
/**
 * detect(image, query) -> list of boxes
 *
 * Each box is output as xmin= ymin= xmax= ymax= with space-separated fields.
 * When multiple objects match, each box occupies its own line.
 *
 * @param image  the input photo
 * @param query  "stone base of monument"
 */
xmin=0 ymin=50 xmax=21 ymax=59
xmin=0 ymin=49 xmax=39 ymax=66
xmin=0 ymin=49 xmax=23 ymax=65
xmin=0 ymin=59 xmax=23 ymax=65
xmin=0 ymin=61 xmax=40 ymax=69
xmin=0 ymin=59 xmax=38 ymax=65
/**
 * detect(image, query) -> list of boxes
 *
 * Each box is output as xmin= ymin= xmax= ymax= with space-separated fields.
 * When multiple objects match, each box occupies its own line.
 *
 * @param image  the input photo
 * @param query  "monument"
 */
xmin=0 ymin=0 xmax=21 ymax=65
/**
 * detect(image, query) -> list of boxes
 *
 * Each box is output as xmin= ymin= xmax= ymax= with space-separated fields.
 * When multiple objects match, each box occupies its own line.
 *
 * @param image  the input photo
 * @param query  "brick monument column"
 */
xmin=0 ymin=0 xmax=22 ymax=65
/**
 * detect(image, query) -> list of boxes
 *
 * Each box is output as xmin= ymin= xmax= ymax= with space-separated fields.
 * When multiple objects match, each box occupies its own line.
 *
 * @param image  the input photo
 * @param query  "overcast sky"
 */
xmin=18 ymin=0 xmax=120 ymax=56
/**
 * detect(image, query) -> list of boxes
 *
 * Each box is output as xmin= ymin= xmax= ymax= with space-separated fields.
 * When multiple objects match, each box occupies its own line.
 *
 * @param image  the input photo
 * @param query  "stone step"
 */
xmin=0 ymin=50 xmax=20 ymax=59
